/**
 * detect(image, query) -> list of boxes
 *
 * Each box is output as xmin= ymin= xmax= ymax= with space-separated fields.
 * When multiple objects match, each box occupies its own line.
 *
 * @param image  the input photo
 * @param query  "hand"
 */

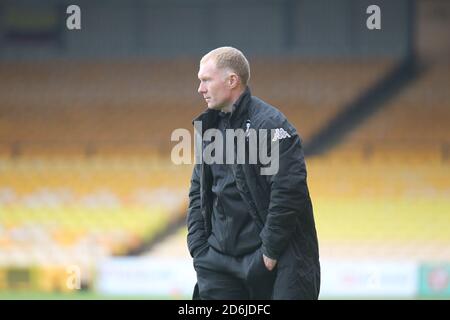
xmin=262 ymin=254 xmax=277 ymax=271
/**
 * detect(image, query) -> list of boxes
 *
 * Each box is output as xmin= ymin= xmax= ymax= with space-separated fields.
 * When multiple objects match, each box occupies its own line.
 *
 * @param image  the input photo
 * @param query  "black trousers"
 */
xmin=193 ymin=246 xmax=275 ymax=299
xmin=193 ymin=242 xmax=320 ymax=300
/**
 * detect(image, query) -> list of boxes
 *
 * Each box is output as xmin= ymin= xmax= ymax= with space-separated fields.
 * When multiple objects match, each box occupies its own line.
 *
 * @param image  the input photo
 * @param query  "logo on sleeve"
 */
xmin=272 ymin=128 xmax=292 ymax=141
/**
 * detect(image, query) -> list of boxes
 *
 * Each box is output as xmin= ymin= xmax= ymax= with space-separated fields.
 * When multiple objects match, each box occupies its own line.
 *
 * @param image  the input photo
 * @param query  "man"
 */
xmin=187 ymin=47 xmax=320 ymax=299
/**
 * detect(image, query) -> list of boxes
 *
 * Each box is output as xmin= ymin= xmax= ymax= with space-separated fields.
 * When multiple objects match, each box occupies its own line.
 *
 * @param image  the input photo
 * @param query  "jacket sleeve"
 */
xmin=186 ymin=164 xmax=209 ymax=258
xmin=259 ymin=118 xmax=311 ymax=260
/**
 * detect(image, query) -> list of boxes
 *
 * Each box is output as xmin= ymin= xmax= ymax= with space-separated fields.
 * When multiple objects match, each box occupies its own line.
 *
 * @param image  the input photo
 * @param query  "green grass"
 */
xmin=0 ymin=291 xmax=189 ymax=300
xmin=1 ymin=292 xmax=446 ymax=300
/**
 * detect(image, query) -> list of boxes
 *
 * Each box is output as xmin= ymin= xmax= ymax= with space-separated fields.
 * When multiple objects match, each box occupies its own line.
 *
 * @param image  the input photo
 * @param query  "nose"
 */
xmin=198 ymin=82 xmax=206 ymax=95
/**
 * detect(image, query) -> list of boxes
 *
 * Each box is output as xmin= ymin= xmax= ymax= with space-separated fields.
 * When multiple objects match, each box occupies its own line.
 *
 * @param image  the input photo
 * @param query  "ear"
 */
xmin=228 ymin=73 xmax=239 ymax=89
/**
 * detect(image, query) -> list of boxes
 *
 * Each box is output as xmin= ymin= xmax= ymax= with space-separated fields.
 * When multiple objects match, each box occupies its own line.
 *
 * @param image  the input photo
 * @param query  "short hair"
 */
xmin=201 ymin=46 xmax=251 ymax=86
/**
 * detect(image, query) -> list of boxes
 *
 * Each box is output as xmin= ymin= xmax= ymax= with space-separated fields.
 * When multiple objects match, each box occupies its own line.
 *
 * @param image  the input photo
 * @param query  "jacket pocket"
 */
xmin=247 ymin=248 xmax=274 ymax=283
xmin=193 ymin=242 xmax=209 ymax=259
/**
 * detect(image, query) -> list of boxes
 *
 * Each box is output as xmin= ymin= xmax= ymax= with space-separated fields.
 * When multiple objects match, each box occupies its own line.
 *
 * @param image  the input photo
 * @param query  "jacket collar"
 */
xmin=229 ymin=86 xmax=251 ymax=123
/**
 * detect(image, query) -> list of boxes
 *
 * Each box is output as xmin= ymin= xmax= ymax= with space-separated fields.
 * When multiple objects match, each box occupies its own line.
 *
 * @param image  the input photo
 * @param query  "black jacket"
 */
xmin=187 ymin=87 xmax=319 ymax=269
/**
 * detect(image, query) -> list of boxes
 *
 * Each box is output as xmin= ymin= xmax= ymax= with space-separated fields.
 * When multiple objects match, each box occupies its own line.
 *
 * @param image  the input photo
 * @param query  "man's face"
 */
xmin=197 ymin=59 xmax=231 ymax=110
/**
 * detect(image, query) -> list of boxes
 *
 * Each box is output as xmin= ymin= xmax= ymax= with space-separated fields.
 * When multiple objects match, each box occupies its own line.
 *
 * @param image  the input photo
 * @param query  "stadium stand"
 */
xmin=0 ymin=58 xmax=395 ymax=292
xmin=0 ymin=59 xmax=394 ymax=156
xmin=0 ymin=156 xmax=190 ymax=291
xmin=309 ymin=58 xmax=450 ymax=261
xmin=329 ymin=61 xmax=450 ymax=162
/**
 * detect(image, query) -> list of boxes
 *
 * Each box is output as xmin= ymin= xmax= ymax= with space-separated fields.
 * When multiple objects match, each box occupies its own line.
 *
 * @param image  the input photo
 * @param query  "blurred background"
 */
xmin=0 ymin=0 xmax=449 ymax=299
